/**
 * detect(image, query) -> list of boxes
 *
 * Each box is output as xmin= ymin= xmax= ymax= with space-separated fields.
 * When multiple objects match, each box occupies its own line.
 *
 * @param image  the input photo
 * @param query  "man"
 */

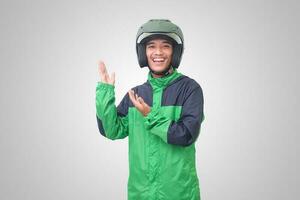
xmin=95 ymin=19 xmax=205 ymax=200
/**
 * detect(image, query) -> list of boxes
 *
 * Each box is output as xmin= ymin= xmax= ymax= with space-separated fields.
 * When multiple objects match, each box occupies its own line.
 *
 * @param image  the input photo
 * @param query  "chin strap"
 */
xmin=148 ymin=64 xmax=173 ymax=77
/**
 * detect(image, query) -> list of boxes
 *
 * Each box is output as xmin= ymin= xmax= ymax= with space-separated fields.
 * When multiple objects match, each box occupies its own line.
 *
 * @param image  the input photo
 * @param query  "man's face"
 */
xmin=146 ymin=38 xmax=173 ymax=73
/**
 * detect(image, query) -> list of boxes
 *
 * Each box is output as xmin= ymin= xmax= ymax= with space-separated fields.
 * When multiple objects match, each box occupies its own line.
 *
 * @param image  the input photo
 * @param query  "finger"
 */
xmin=130 ymin=90 xmax=136 ymax=100
xmin=98 ymin=60 xmax=106 ymax=74
xmin=104 ymin=73 xmax=109 ymax=83
xmin=137 ymin=97 xmax=143 ymax=104
xmin=100 ymin=60 xmax=108 ymax=74
xmin=100 ymin=60 xmax=109 ymax=77
xmin=139 ymin=97 xmax=150 ymax=110
xmin=98 ymin=60 xmax=108 ymax=82
xmin=138 ymin=97 xmax=148 ymax=106
xmin=129 ymin=90 xmax=141 ymax=107
xmin=134 ymin=93 xmax=142 ymax=105
xmin=110 ymin=72 xmax=115 ymax=85
xmin=97 ymin=60 xmax=105 ymax=80
xmin=128 ymin=90 xmax=137 ymax=105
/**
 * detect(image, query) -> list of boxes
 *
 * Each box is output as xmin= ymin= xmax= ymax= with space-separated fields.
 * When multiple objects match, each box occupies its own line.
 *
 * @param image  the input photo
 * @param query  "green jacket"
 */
xmin=95 ymin=69 xmax=205 ymax=200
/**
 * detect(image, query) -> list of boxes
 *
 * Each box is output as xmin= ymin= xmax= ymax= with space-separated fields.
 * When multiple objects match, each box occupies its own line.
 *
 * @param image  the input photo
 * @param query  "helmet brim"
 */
xmin=137 ymin=32 xmax=182 ymax=45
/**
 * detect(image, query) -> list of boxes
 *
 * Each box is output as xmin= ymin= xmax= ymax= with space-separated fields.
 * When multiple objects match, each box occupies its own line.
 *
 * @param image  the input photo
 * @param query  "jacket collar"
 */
xmin=147 ymin=67 xmax=183 ymax=89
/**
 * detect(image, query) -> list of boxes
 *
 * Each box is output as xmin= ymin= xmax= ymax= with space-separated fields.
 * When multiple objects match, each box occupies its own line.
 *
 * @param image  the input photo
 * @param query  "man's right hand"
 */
xmin=97 ymin=60 xmax=115 ymax=85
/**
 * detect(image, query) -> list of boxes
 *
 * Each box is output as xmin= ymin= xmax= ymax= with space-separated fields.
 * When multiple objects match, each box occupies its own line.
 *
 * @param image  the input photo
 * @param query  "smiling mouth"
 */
xmin=152 ymin=58 xmax=165 ymax=63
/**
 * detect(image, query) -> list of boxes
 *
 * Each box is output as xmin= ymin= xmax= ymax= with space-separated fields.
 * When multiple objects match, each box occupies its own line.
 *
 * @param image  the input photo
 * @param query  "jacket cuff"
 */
xmin=143 ymin=108 xmax=171 ymax=143
xmin=144 ymin=108 xmax=159 ymax=129
xmin=96 ymin=82 xmax=115 ymax=90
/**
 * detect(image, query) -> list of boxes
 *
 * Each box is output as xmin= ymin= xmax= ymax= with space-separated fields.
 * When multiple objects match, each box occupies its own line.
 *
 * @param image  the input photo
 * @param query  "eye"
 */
xmin=146 ymin=45 xmax=155 ymax=50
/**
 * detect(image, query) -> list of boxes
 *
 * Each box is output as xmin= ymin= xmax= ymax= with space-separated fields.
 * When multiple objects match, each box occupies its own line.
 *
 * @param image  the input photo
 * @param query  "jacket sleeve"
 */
xmin=95 ymin=82 xmax=129 ymax=140
xmin=143 ymin=85 xmax=204 ymax=147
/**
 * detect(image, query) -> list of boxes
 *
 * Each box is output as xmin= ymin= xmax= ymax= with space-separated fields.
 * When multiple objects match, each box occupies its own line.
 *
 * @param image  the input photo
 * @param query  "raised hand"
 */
xmin=128 ymin=90 xmax=151 ymax=117
xmin=97 ymin=60 xmax=115 ymax=85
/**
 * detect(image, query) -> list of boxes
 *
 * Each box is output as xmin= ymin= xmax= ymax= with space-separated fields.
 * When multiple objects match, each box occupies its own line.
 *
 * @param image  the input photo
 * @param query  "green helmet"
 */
xmin=136 ymin=19 xmax=184 ymax=70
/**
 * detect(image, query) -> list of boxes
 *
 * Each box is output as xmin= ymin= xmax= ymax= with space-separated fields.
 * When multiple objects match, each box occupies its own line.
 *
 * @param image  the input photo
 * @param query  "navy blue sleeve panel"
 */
xmin=116 ymin=92 xmax=130 ymax=117
xmin=96 ymin=115 xmax=106 ymax=137
xmin=167 ymin=85 xmax=204 ymax=146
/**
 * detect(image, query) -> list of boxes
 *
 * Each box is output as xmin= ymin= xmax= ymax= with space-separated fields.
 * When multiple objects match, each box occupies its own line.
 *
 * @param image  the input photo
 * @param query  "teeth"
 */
xmin=153 ymin=58 xmax=164 ymax=62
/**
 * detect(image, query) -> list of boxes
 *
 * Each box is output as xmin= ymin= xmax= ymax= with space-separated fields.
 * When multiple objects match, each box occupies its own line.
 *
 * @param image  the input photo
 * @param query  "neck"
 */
xmin=151 ymin=67 xmax=174 ymax=78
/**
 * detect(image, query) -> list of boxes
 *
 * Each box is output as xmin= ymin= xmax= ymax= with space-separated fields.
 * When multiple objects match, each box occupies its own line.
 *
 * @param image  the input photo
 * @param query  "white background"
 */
xmin=0 ymin=0 xmax=299 ymax=199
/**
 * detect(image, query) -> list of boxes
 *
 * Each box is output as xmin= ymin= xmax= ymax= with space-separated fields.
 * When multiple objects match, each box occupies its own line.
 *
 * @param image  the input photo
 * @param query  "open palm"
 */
xmin=97 ymin=60 xmax=115 ymax=85
xmin=128 ymin=90 xmax=151 ymax=117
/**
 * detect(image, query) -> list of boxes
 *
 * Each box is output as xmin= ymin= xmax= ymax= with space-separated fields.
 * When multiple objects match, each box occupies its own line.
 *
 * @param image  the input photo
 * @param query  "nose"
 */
xmin=154 ymin=47 xmax=163 ymax=55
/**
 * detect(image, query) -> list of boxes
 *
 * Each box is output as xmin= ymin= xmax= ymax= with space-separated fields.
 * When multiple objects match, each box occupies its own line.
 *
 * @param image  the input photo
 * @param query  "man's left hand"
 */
xmin=128 ymin=90 xmax=151 ymax=117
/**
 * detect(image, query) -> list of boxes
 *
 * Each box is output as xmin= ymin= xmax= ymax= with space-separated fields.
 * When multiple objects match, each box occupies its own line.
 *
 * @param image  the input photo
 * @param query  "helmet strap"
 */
xmin=148 ymin=64 xmax=173 ymax=77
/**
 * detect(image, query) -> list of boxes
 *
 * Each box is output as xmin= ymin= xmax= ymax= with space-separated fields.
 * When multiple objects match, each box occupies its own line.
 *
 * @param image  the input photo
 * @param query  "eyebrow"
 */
xmin=146 ymin=40 xmax=172 ymax=45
